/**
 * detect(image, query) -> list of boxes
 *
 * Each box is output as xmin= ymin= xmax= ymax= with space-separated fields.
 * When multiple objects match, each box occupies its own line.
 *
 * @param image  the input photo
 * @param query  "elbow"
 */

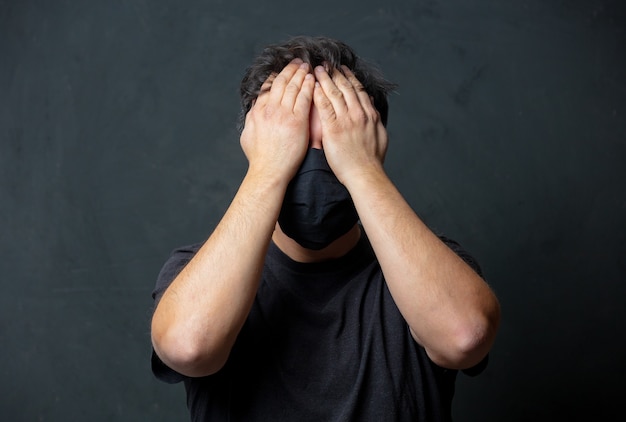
xmin=430 ymin=302 xmax=501 ymax=370
xmin=452 ymin=302 xmax=501 ymax=369
xmin=151 ymin=318 xmax=230 ymax=377
xmin=452 ymin=321 xmax=497 ymax=370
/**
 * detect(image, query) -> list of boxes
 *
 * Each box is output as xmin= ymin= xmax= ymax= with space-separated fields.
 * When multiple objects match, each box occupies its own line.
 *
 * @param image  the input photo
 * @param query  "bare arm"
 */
xmin=151 ymin=59 xmax=315 ymax=377
xmin=346 ymin=170 xmax=499 ymax=369
xmin=313 ymin=65 xmax=500 ymax=369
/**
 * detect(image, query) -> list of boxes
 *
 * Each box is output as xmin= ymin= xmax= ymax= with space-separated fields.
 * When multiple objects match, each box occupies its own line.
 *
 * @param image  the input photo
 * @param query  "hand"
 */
xmin=312 ymin=65 xmax=388 ymax=185
xmin=240 ymin=59 xmax=315 ymax=184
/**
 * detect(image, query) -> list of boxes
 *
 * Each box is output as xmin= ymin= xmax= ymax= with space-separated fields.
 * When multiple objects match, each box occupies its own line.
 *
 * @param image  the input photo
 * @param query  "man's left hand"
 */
xmin=312 ymin=65 xmax=388 ymax=185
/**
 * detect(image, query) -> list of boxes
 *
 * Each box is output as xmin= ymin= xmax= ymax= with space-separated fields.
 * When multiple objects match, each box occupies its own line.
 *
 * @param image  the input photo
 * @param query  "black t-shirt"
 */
xmin=151 ymin=233 xmax=487 ymax=421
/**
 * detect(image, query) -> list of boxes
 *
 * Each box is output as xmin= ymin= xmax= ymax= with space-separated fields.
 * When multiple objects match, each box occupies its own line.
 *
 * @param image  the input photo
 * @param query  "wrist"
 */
xmin=341 ymin=163 xmax=388 ymax=194
xmin=245 ymin=164 xmax=293 ymax=192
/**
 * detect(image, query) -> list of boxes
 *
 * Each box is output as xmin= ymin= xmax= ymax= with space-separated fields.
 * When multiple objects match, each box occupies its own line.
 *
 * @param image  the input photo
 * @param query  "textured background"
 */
xmin=1 ymin=0 xmax=625 ymax=420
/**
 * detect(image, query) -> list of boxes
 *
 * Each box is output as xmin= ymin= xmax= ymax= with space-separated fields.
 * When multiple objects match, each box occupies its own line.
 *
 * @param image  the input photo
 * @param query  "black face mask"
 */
xmin=278 ymin=148 xmax=359 ymax=250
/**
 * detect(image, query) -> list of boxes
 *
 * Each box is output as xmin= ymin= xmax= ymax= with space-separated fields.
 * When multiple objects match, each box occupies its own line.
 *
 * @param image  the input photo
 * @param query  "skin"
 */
xmin=310 ymin=65 xmax=500 ymax=367
xmin=151 ymin=58 xmax=500 ymax=377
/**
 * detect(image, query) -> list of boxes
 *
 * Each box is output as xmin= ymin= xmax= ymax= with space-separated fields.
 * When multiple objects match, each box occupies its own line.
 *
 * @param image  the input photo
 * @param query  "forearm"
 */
xmin=346 ymin=168 xmax=500 ymax=369
xmin=151 ymin=169 xmax=286 ymax=376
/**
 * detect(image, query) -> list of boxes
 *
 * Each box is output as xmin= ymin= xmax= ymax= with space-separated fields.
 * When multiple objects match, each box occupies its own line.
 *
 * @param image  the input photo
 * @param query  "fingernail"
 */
xmin=300 ymin=62 xmax=309 ymax=70
xmin=315 ymin=66 xmax=325 ymax=73
xmin=292 ymin=58 xmax=303 ymax=64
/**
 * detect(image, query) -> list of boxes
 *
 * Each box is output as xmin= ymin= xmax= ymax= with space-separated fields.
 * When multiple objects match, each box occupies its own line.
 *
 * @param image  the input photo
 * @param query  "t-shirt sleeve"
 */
xmin=438 ymin=235 xmax=483 ymax=278
xmin=438 ymin=235 xmax=489 ymax=377
xmin=150 ymin=243 xmax=202 ymax=384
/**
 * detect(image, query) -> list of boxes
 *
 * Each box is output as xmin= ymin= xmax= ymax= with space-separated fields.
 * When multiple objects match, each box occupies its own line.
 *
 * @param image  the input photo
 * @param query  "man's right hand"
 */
xmin=239 ymin=58 xmax=315 ymax=185
xmin=152 ymin=59 xmax=317 ymax=378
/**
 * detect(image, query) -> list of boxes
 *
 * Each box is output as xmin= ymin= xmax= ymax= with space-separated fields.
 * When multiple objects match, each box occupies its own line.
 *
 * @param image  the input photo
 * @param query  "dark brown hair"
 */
xmin=238 ymin=36 xmax=396 ymax=132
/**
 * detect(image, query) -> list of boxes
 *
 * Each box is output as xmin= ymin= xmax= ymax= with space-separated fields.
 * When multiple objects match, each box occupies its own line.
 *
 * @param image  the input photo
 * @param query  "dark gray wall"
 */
xmin=1 ymin=0 xmax=624 ymax=420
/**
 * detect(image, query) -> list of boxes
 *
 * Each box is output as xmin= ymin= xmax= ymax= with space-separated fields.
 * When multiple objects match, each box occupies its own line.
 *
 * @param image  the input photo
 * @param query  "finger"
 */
xmin=253 ymin=73 xmax=277 ymax=109
xmin=341 ymin=66 xmax=377 ymax=116
xmin=293 ymin=72 xmax=315 ymax=116
xmin=314 ymin=65 xmax=348 ymax=115
xmin=268 ymin=58 xmax=304 ymax=104
xmin=281 ymin=62 xmax=311 ymax=108
xmin=313 ymin=80 xmax=338 ymax=124
xmin=331 ymin=66 xmax=364 ymax=112
xmin=260 ymin=73 xmax=277 ymax=94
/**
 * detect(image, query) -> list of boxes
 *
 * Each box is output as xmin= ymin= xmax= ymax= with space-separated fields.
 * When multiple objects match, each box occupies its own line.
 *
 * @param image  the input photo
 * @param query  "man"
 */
xmin=150 ymin=36 xmax=500 ymax=421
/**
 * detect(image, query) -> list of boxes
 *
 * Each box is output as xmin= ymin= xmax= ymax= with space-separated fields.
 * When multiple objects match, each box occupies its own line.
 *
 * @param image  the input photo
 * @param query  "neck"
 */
xmin=272 ymin=224 xmax=361 ymax=263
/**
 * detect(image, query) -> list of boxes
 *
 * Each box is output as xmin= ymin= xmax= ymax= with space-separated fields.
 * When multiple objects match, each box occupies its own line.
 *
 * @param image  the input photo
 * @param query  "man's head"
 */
xmin=238 ymin=36 xmax=396 ymax=132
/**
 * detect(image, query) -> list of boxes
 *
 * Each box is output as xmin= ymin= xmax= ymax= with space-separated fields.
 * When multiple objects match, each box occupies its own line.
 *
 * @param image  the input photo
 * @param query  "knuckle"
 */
xmin=368 ymin=108 xmax=380 ymax=122
xmin=318 ymin=95 xmax=331 ymax=107
xmin=355 ymin=110 xmax=369 ymax=124
xmin=262 ymin=104 xmax=277 ymax=119
xmin=273 ymin=73 xmax=288 ymax=86
xmin=336 ymin=77 xmax=352 ymax=88
xmin=329 ymin=87 xmax=343 ymax=98
xmin=285 ymin=82 xmax=300 ymax=94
